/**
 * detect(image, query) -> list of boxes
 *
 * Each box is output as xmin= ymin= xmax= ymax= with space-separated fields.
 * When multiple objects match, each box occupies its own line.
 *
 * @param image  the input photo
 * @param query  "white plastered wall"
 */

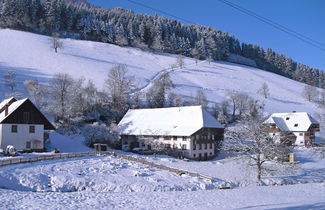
xmin=0 ymin=124 xmax=44 ymax=150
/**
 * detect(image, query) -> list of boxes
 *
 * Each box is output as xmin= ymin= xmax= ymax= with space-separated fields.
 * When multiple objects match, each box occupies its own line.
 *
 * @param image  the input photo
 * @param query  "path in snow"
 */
xmin=132 ymin=60 xmax=207 ymax=95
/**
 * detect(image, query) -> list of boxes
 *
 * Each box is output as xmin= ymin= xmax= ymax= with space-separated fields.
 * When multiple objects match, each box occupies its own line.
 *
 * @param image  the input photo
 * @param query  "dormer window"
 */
xmin=286 ymin=117 xmax=290 ymax=120
xmin=294 ymin=124 xmax=298 ymax=127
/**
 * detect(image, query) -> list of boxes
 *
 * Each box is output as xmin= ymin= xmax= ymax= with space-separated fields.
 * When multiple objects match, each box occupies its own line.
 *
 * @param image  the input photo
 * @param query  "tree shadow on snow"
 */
xmin=0 ymin=62 xmax=51 ymax=99
xmin=62 ymin=53 xmax=145 ymax=71
xmin=269 ymin=97 xmax=303 ymax=105
xmin=238 ymin=202 xmax=325 ymax=210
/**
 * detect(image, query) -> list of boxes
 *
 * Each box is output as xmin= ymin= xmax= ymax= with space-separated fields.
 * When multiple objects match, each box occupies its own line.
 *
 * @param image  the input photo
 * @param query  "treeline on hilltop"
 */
xmin=0 ymin=0 xmax=323 ymax=88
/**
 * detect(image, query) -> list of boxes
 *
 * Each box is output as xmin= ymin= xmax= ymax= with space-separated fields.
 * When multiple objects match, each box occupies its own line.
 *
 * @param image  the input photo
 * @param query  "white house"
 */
xmin=264 ymin=112 xmax=320 ymax=147
xmin=0 ymin=97 xmax=55 ymax=152
xmin=118 ymin=106 xmax=224 ymax=160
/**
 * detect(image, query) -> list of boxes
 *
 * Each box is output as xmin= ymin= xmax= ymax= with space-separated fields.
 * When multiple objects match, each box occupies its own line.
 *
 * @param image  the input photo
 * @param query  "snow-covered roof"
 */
xmin=0 ymin=97 xmax=15 ymax=111
xmin=0 ymin=98 xmax=28 ymax=123
xmin=118 ymin=106 xmax=224 ymax=136
xmin=264 ymin=112 xmax=318 ymax=132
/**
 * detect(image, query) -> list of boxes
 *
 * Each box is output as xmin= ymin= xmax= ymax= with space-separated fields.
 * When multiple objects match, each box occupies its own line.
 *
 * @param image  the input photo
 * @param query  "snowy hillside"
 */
xmin=0 ymin=29 xmax=319 ymax=115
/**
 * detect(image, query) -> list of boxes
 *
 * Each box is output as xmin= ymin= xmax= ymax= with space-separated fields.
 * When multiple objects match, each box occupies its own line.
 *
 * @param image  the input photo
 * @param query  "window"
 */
xmin=196 ymin=135 xmax=199 ymax=139
xmin=173 ymin=136 xmax=177 ymax=141
xmin=204 ymin=144 xmax=207 ymax=149
xmin=286 ymin=117 xmax=290 ymax=120
xmin=294 ymin=124 xmax=298 ymax=127
xmin=23 ymin=112 xmax=30 ymax=123
xmin=182 ymin=144 xmax=187 ymax=150
xmin=26 ymin=141 xmax=31 ymax=149
xmin=199 ymin=144 xmax=202 ymax=150
xmin=164 ymin=136 xmax=171 ymax=140
xmin=299 ymin=133 xmax=303 ymax=136
xmin=193 ymin=143 xmax=196 ymax=150
xmin=209 ymin=143 xmax=213 ymax=149
xmin=173 ymin=144 xmax=177 ymax=149
xmin=210 ymin=152 xmax=212 ymax=155
xmin=165 ymin=144 xmax=171 ymax=149
xmin=29 ymin=125 xmax=35 ymax=133
xmin=182 ymin=137 xmax=187 ymax=141
xmin=11 ymin=125 xmax=17 ymax=133
xmin=193 ymin=154 xmax=196 ymax=157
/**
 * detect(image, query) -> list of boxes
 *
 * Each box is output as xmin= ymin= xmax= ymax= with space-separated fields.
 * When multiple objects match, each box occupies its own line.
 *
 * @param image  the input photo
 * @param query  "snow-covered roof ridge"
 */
xmin=118 ymin=105 xmax=224 ymax=136
xmin=0 ymin=98 xmax=29 ymax=123
xmin=264 ymin=112 xmax=319 ymax=132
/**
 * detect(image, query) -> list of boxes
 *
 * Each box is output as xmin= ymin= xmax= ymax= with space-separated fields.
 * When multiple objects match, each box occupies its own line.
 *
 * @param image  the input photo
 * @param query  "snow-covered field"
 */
xmin=0 ymin=147 xmax=323 ymax=209
xmin=0 ymin=155 xmax=222 ymax=193
xmin=0 ymin=29 xmax=319 ymax=115
xmin=114 ymin=147 xmax=325 ymax=187
xmin=0 ymin=183 xmax=324 ymax=210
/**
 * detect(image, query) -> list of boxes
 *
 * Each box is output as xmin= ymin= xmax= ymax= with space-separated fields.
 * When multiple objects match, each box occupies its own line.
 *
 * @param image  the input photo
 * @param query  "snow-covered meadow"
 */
xmin=0 ymin=155 xmax=214 ymax=193
xmin=0 ymin=152 xmax=324 ymax=209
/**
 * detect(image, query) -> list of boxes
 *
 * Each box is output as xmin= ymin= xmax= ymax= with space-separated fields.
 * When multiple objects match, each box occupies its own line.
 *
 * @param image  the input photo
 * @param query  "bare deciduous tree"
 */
xmin=4 ymin=71 xmax=16 ymax=91
xmin=51 ymin=32 xmax=63 ymax=53
xmin=194 ymin=89 xmax=208 ymax=108
xmin=318 ymin=89 xmax=325 ymax=109
xmin=224 ymin=117 xmax=291 ymax=181
xmin=48 ymin=73 xmax=74 ymax=121
xmin=167 ymin=92 xmax=183 ymax=107
xmin=176 ymin=55 xmax=185 ymax=68
xmin=257 ymin=82 xmax=270 ymax=99
xmin=302 ymin=85 xmax=318 ymax=102
xmin=83 ymin=79 xmax=100 ymax=112
xmin=226 ymin=91 xmax=250 ymax=121
xmin=105 ymin=64 xmax=135 ymax=114
xmin=217 ymin=100 xmax=229 ymax=125
xmin=24 ymin=80 xmax=47 ymax=109
xmin=146 ymin=72 xmax=173 ymax=108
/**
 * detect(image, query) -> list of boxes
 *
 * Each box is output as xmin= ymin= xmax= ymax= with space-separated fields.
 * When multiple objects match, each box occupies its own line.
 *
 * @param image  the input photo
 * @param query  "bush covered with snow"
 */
xmin=82 ymin=123 xmax=120 ymax=148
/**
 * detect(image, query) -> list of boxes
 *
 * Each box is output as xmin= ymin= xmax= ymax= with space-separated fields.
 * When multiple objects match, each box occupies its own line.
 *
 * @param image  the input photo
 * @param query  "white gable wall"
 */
xmin=0 ymin=124 xmax=2 ymax=148
xmin=270 ymin=131 xmax=306 ymax=146
xmin=293 ymin=132 xmax=307 ymax=146
xmin=0 ymin=124 xmax=44 ymax=151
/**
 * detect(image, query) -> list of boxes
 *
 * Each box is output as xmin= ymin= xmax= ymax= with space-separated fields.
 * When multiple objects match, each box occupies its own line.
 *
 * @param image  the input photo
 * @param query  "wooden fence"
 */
xmin=0 ymin=152 xmax=98 ymax=167
xmin=0 ymin=151 xmax=222 ymax=185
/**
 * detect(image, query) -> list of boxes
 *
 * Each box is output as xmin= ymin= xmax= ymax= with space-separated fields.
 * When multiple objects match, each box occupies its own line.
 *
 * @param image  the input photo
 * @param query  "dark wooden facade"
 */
xmin=1 ymin=99 xmax=55 ymax=130
xmin=191 ymin=127 xmax=224 ymax=143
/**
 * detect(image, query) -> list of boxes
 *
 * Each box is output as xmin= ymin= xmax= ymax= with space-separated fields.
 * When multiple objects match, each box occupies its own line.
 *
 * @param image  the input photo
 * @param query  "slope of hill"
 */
xmin=0 ymin=29 xmax=320 ymax=115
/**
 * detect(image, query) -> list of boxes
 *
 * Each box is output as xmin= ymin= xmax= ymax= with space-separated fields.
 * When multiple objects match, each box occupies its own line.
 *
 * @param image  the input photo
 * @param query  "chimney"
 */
xmin=4 ymin=104 xmax=9 ymax=116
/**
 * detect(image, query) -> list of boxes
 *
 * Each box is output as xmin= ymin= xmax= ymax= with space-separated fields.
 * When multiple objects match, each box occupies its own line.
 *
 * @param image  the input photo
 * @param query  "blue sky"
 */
xmin=88 ymin=0 xmax=325 ymax=70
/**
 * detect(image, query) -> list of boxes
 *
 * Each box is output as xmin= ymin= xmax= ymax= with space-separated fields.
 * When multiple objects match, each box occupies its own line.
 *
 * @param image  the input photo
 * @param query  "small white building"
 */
xmin=0 ymin=97 xmax=55 ymax=152
xmin=118 ymin=106 xmax=224 ymax=160
xmin=264 ymin=112 xmax=320 ymax=147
